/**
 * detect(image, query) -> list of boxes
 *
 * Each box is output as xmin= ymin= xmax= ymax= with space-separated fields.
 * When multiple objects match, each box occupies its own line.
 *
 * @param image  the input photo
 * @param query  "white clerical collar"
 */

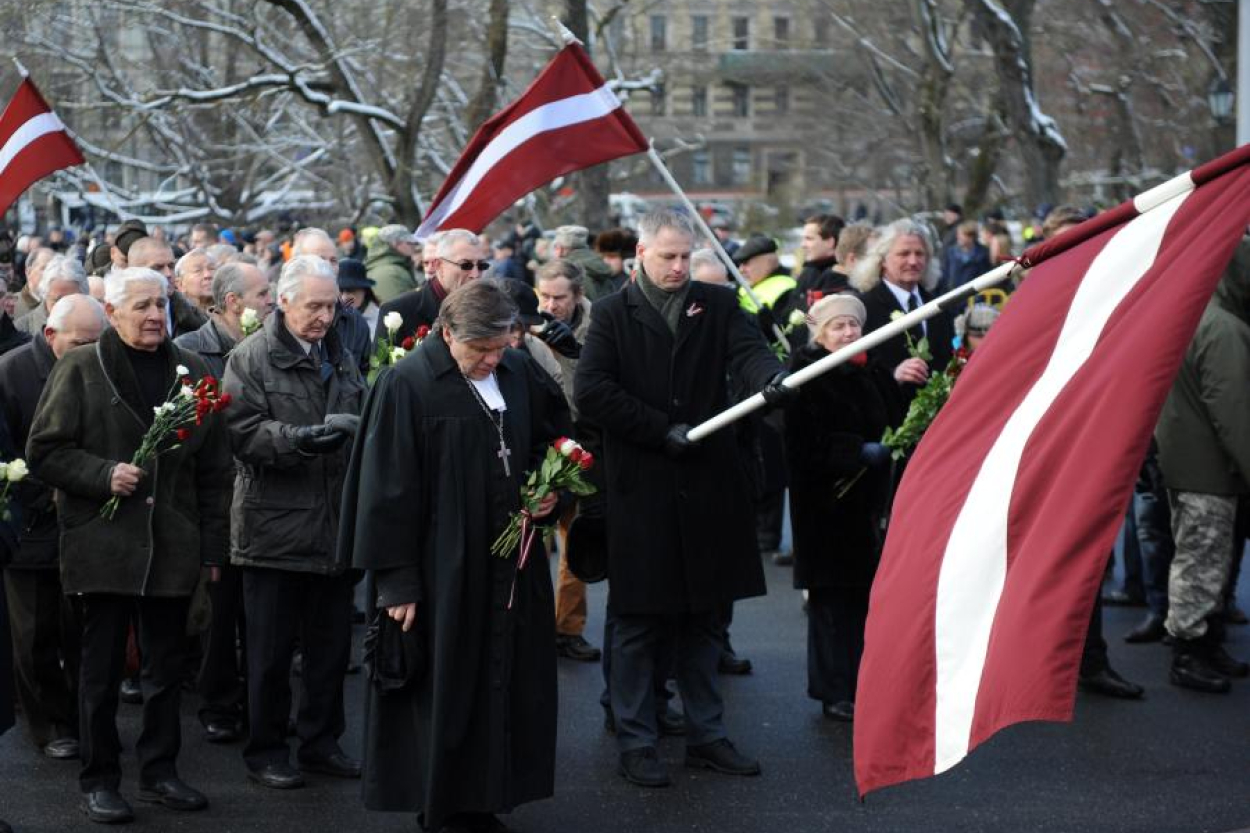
xmin=469 ymin=373 xmax=507 ymax=411
xmin=884 ymin=280 xmax=920 ymax=311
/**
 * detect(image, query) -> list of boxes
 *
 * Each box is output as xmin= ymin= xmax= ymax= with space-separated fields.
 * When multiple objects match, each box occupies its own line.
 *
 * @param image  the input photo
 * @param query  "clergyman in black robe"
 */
xmin=339 ymin=280 xmax=570 ymax=833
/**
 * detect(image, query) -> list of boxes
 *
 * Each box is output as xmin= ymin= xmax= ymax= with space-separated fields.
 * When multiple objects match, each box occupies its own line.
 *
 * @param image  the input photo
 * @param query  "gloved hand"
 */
xmin=760 ymin=372 xmax=799 ymax=408
xmin=288 ymin=424 xmax=350 ymax=455
xmin=536 ymin=313 xmax=580 ymax=359
xmin=323 ymin=413 xmax=361 ymax=438
xmin=858 ymin=441 xmax=892 ymax=468
xmin=663 ymin=423 xmax=694 ymax=459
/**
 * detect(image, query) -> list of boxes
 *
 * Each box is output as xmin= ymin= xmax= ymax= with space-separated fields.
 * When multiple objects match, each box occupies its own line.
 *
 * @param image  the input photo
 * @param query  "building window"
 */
xmin=728 ymin=82 xmax=750 ymax=118
xmin=732 ymin=16 xmax=750 ymax=50
xmin=651 ymin=83 xmax=666 ymax=116
xmin=775 ymin=85 xmax=790 ymax=115
xmin=650 ymin=15 xmax=666 ymax=52
xmin=693 ymin=151 xmax=711 ymax=185
xmin=692 ymin=85 xmax=708 ymax=118
xmin=732 ymin=147 xmax=752 ymax=185
xmin=814 ymin=17 xmax=830 ymax=47
xmin=692 ymin=15 xmax=709 ymax=51
xmin=774 ymin=17 xmax=790 ymax=49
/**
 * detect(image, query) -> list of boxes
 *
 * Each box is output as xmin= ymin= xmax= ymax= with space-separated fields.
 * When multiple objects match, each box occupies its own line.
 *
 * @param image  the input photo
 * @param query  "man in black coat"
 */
xmin=575 ymin=208 xmax=790 ymax=788
xmin=0 ymin=295 xmax=107 ymax=761
xmin=373 ymin=230 xmax=488 ymax=344
xmin=796 ymin=213 xmax=847 ymax=304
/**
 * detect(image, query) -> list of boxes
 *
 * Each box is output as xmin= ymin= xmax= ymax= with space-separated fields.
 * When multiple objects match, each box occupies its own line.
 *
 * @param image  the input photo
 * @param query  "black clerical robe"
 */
xmin=338 ymin=333 xmax=569 ymax=829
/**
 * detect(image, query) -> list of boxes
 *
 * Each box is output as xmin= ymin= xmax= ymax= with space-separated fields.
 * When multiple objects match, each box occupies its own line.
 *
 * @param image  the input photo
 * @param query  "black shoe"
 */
xmin=137 ymin=777 xmax=207 ymax=811
xmin=555 ymin=634 xmax=602 ymax=662
xmin=1124 ymin=613 xmax=1167 ymax=644
xmin=298 ymin=750 xmax=362 ymax=779
xmin=1101 ymin=589 xmax=1146 ymax=607
xmin=618 ymin=747 xmax=670 ymax=787
xmin=657 ymin=704 xmax=686 ymax=736
xmin=718 ymin=651 xmax=752 ymax=675
xmin=203 ymin=718 xmax=242 ymax=744
xmin=247 ymin=762 xmax=306 ymax=790
xmin=685 ymin=738 xmax=761 ymax=776
xmin=83 ymin=789 xmax=134 ymax=824
xmin=44 ymin=737 xmax=80 ymax=759
xmin=118 ymin=677 xmax=143 ymax=705
xmin=822 ymin=701 xmax=855 ymax=722
xmin=1170 ymin=652 xmax=1231 ymax=693
xmin=1078 ymin=667 xmax=1144 ymax=699
xmin=1208 ymin=645 xmax=1249 ymax=678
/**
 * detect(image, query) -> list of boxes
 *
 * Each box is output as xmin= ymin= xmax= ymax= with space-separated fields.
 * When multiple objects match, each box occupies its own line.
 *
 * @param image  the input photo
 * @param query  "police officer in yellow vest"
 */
xmin=733 ymin=235 xmax=799 ymax=323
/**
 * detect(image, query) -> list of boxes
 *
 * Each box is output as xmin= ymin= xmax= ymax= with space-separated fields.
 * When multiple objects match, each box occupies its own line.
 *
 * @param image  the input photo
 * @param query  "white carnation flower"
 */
xmin=788 ymin=309 xmax=807 ymax=328
xmin=5 ymin=459 xmax=28 ymax=482
xmin=390 ymin=346 xmax=407 ymax=363
xmin=176 ymin=364 xmax=190 ymax=376
xmin=383 ymin=311 xmax=404 ymax=333
xmin=180 ymin=385 xmax=195 ymax=399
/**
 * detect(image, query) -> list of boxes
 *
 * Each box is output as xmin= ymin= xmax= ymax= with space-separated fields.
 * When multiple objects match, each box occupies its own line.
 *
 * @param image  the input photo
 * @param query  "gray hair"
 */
xmin=276 ymin=255 xmax=336 ymax=304
xmin=46 ymin=293 xmax=107 ymax=331
xmin=690 ymin=248 xmax=726 ymax=277
xmin=638 ymin=208 xmax=695 ymax=245
xmin=849 ymin=217 xmax=941 ymax=293
xmin=104 ymin=267 xmax=168 ymax=307
xmin=436 ymin=279 xmax=518 ymax=342
xmin=174 ymin=248 xmax=209 ymax=279
xmin=212 ymin=262 xmax=258 ymax=309
xmin=204 ymin=243 xmax=239 ymax=268
xmin=377 ymin=224 xmax=415 ymax=247
xmin=291 ymin=227 xmax=334 ymax=257
xmin=436 ymin=229 xmax=481 ymax=258
xmin=535 ymin=258 xmax=585 ymax=293
xmin=41 ymin=254 xmax=89 ymax=295
xmin=553 ymin=225 xmax=589 ymax=250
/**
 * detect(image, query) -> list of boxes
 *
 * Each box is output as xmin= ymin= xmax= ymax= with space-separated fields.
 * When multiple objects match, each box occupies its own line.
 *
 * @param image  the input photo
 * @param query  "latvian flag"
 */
xmin=0 ymin=77 xmax=84 ymax=218
xmin=416 ymin=42 xmax=648 ymax=238
xmin=854 ymin=144 xmax=1250 ymax=796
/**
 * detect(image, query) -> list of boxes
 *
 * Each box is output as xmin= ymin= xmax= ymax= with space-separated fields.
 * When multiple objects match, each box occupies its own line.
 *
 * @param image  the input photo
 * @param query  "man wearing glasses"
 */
xmin=373 ymin=229 xmax=490 ymax=344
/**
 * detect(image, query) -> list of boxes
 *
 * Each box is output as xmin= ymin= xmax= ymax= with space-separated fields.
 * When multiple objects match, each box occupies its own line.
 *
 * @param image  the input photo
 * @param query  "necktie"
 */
xmin=908 ymin=292 xmax=927 ymax=338
xmin=312 ymin=342 xmax=333 ymax=383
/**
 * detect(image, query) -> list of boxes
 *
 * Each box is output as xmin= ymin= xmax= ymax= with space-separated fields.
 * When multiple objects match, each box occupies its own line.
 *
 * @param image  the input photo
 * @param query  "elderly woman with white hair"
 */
xmin=850 ymin=218 xmax=955 ymax=404
xmin=14 ymin=253 xmax=89 ymax=335
xmin=26 ymin=266 xmax=233 ymax=822
xmin=784 ymin=293 xmax=903 ymax=724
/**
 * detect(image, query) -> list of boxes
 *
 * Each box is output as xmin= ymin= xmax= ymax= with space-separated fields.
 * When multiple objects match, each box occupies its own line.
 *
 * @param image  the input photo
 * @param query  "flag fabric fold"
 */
xmin=0 ymin=78 xmax=84 ymax=218
xmin=853 ymin=144 xmax=1250 ymax=797
xmin=416 ymin=42 xmax=648 ymax=238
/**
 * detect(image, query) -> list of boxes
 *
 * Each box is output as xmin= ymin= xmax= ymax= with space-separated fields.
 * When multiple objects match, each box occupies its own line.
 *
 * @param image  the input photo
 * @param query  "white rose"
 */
xmin=383 ymin=311 xmax=404 ymax=333
xmin=558 ymin=439 xmax=577 ymax=457
xmin=240 ymin=308 xmax=258 ymax=327
xmin=5 ymin=459 xmax=28 ymax=482
xmin=890 ymin=310 xmax=905 ymax=321
xmin=176 ymin=364 xmax=190 ymax=376
xmin=390 ymin=346 xmax=407 ymax=363
xmin=788 ymin=309 xmax=807 ymax=328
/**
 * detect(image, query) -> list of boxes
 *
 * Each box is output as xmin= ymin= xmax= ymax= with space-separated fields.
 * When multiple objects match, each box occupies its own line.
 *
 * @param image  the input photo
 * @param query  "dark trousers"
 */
xmin=198 ymin=563 xmax=245 ymax=725
xmin=242 ymin=568 xmax=353 ymax=770
xmin=79 ymin=594 xmax=190 ymax=793
xmin=1080 ymin=593 xmax=1108 ymax=676
xmin=610 ymin=611 xmax=724 ymax=752
xmin=1119 ymin=505 xmax=1144 ymax=598
xmin=755 ymin=490 xmax=785 ymax=552
xmin=806 ymin=586 xmax=868 ymax=705
xmin=1134 ymin=486 xmax=1175 ymax=618
xmin=4 ymin=567 xmax=80 ymax=747
xmin=600 ymin=605 xmax=673 ymax=712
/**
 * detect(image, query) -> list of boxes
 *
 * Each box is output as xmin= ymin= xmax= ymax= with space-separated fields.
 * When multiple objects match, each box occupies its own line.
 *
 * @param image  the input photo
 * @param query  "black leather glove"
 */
xmin=289 ymin=424 xmax=350 ymax=455
xmin=663 ymin=423 xmax=694 ymax=459
xmin=760 ymin=371 xmax=799 ymax=408
xmin=858 ymin=441 xmax=892 ymax=468
xmin=323 ymin=413 xmax=361 ymax=438
xmin=536 ymin=312 xmax=580 ymax=359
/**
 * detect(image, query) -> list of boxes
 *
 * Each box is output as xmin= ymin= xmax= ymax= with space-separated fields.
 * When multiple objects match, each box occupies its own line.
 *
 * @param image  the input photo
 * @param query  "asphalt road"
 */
xmin=2 ymin=552 xmax=1249 ymax=833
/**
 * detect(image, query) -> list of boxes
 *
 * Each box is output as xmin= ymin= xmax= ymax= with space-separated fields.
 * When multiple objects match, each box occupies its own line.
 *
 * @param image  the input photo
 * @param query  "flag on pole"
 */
xmin=416 ymin=43 xmax=648 ymax=238
xmin=0 ymin=77 xmax=85 ymax=218
xmin=853 ymin=144 xmax=1250 ymax=797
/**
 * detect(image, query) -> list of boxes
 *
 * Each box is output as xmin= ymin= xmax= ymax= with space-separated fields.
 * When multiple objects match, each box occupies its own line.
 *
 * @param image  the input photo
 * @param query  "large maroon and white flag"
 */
xmin=416 ymin=43 xmax=648 ymax=238
xmin=0 ymin=77 xmax=84 ymax=218
xmin=854 ymin=144 xmax=1250 ymax=796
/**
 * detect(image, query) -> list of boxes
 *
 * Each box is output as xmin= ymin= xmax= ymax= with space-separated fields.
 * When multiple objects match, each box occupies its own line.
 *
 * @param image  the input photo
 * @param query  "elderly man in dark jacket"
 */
xmin=575 ymin=208 xmax=790 ymax=788
xmin=0 ymin=294 xmax=107 ymax=762
xmin=26 ymin=267 xmax=232 ymax=823
xmin=223 ymin=255 xmax=365 ymax=790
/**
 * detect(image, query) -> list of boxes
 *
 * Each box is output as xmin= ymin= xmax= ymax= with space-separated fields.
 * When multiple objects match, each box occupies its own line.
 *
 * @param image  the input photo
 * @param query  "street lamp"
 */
xmin=1208 ymin=78 xmax=1235 ymax=125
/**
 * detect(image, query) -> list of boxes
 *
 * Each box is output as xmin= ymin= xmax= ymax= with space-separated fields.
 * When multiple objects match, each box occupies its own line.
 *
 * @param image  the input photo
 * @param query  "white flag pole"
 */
xmin=642 ymin=141 xmax=791 ymax=352
xmin=686 ymin=261 xmax=1019 ymax=442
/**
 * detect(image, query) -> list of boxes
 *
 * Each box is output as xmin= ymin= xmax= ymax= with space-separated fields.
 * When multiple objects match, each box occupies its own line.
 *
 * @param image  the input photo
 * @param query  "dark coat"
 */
xmin=786 ymin=345 xmax=902 ymax=589
xmin=0 ymin=336 xmax=59 ymax=567
xmin=25 ymin=328 xmax=232 ymax=597
xmin=339 ymin=336 xmax=568 ymax=827
xmin=334 ymin=301 xmax=372 ymax=374
xmin=174 ymin=318 xmax=236 ymax=379
xmin=796 ymin=256 xmax=850 ymax=305
xmin=170 ymin=290 xmax=209 ymax=339
xmin=940 ymin=242 xmax=992 ymax=293
xmin=859 ymin=280 xmax=955 ymax=410
xmin=574 ymin=278 xmax=781 ymax=614
xmin=374 ymin=284 xmax=442 ymax=344
xmin=0 ymin=311 xmax=30 ymax=357
xmin=222 ymin=310 xmax=366 ymax=575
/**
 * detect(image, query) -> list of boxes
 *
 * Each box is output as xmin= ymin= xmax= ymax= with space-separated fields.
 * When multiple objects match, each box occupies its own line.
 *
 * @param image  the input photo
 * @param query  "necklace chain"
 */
xmin=463 ymin=374 xmax=511 ymax=476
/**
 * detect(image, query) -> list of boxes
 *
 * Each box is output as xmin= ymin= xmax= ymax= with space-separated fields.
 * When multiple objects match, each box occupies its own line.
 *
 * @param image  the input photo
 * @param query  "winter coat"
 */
xmin=548 ymin=296 xmax=593 ymax=419
xmin=170 ymin=290 xmax=209 ymax=340
xmin=13 ymin=303 xmax=47 ymax=335
xmin=1156 ymin=236 xmax=1250 ymax=495
xmin=0 ymin=335 xmax=60 ymax=567
xmin=174 ymin=317 xmax=237 ymax=379
xmin=940 ymin=242 xmax=992 ymax=293
xmin=222 ymin=310 xmax=366 ymax=575
xmin=858 ymin=279 xmax=955 ymax=410
xmin=0 ymin=312 xmax=30 ymax=357
xmin=374 ymin=284 xmax=442 ymax=345
xmin=365 ymin=240 xmax=418 ymax=304
xmin=574 ymin=278 xmax=781 ymax=614
xmin=25 ymin=328 xmax=232 ymax=596
xmin=563 ymin=246 xmax=619 ymax=302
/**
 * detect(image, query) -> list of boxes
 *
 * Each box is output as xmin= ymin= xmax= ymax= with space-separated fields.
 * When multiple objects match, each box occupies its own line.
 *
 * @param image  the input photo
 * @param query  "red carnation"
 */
xmin=175 ymin=428 xmax=191 ymax=442
xmin=578 ymin=453 xmax=593 ymax=470
xmin=849 ymin=352 xmax=868 ymax=367
xmin=416 ymin=325 xmax=430 ymax=339
xmin=401 ymin=337 xmax=415 ymax=350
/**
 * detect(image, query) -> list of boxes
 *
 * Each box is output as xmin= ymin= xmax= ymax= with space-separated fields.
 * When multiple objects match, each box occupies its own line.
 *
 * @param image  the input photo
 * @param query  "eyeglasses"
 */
xmin=444 ymin=259 xmax=491 ymax=273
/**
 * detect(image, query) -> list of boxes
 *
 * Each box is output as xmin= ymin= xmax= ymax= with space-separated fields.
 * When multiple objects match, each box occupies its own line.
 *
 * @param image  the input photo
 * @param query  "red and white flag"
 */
xmin=416 ymin=42 xmax=648 ymax=238
xmin=0 ymin=77 xmax=84 ymax=218
xmin=853 ymin=144 xmax=1250 ymax=797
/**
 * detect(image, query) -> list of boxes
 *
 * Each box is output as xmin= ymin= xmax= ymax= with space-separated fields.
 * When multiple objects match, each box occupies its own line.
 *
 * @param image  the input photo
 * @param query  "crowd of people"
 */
xmin=0 ymin=203 xmax=1246 ymax=833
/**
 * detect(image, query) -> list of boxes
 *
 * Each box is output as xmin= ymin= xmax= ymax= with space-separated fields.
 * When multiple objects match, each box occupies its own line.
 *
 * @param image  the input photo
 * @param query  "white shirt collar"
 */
xmin=884 ymin=280 xmax=920 ymax=310
xmin=469 ymin=373 xmax=507 ymax=411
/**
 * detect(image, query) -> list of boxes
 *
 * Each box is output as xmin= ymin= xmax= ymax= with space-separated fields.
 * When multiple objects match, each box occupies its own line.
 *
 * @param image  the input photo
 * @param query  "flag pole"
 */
xmin=641 ymin=141 xmax=791 ymax=351
xmin=687 ymin=261 xmax=1019 ymax=442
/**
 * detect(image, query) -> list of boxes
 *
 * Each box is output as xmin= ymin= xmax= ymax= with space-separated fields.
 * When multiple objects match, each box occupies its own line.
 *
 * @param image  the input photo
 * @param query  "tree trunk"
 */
xmin=963 ymin=97 xmax=1008 ymax=217
xmin=464 ymin=0 xmax=510 ymax=134
xmin=564 ymin=0 xmax=611 ymax=232
xmin=913 ymin=0 xmax=954 ymax=211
